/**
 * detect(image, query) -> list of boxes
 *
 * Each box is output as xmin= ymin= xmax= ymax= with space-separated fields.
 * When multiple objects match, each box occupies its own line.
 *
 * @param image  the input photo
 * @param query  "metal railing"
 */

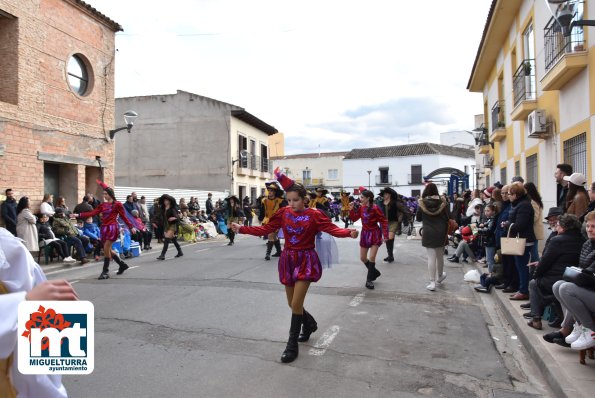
xmin=513 ymin=59 xmax=536 ymax=107
xmin=408 ymin=174 xmax=423 ymax=185
xmin=491 ymin=100 xmax=505 ymax=132
xmin=237 ymin=153 xmax=271 ymax=173
xmin=544 ymin=1 xmax=585 ymax=71
xmin=477 ymin=130 xmax=490 ymax=147
xmin=375 ymin=175 xmax=392 ymax=185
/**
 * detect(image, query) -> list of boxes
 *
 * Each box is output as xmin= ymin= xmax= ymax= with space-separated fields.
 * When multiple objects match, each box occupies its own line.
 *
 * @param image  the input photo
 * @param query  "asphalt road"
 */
xmin=45 ymin=224 xmax=554 ymax=398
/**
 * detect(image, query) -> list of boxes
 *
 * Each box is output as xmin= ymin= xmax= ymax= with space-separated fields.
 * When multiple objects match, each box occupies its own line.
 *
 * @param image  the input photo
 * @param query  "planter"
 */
xmin=574 ymin=44 xmax=585 ymax=52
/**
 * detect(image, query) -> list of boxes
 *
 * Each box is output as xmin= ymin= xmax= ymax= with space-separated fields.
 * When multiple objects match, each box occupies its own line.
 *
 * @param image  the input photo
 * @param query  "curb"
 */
xmin=491 ymin=287 xmax=579 ymax=398
xmin=471 ymin=260 xmax=595 ymax=398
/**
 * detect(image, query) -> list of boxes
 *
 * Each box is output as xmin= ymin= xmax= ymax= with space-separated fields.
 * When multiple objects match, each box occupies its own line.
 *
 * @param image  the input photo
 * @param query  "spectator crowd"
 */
xmin=442 ymin=163 xmax=595 ymax=353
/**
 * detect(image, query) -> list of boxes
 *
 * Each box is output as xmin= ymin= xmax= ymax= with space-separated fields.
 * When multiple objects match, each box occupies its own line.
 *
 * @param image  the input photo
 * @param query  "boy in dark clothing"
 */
xmin=477 ymin=204 xmax=498 ymax=273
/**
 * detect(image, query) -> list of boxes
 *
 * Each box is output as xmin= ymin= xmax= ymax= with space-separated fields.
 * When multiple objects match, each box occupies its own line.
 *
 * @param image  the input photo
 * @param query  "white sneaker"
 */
xmin=63 ymin=256 xmax=76 ymax=263
xmin=437 ymin=272 xmax=447 ymax=284
xmin=426 ymin=281 xmax=436 ymax=291
xmin=565 ymin=323 xmax=583 ymax=344
xmin=571 ymin=327 xmax=595 ymax=350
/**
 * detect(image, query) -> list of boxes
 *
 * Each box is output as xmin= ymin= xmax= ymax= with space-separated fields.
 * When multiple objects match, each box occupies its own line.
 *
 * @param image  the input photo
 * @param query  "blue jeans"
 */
xmin=514 ymin=245 xmax=532 ymax=294
xmin=64 ymin=236 xmax=85 ymax=260
xmin=485 ymin=246 xmax=496 ymax=273
xmin=530 ymin=243 xmax=540 ymax=262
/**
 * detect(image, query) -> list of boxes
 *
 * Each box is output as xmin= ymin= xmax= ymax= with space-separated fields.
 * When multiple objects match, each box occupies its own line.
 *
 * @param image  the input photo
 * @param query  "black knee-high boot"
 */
xmin=98 ymin=258 xmax=110 ymax=280
xmin=272 ymin=240 xmax=282 ymax=257
xmin=172 ymin=237 xmax=183 ymax=257
xmin=265 ymin=241 xmax=273 ymax=260
xmin=364 ymin=261 xmax=374 ymax=289
xmin=112 ymin=254 xmax=129 ymax=275
xmin=281 ymin=313 xmax=303 ymax=363
xmin=157 ymin=238 xmax=170 ymax=260
xmin=298 ymin=309 xmax=318 ymax=342
xmin=227 ymin=231 xmax=235 ymax=245
xmin=369 ymin=261 xmax=380 ymax=281
xmin=384 ymin=239 xmax=395 ymax=262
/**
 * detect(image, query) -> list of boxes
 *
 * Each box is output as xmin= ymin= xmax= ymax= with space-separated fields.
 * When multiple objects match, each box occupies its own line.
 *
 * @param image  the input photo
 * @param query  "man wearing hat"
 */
xmin=377 ymin=187 xmax=404 ymax=263
xmin=259 ymin=181 xmax=287 ymax=260
xmin=339 ymin=190 xmax=351 ymax=228
xmin=310 ymin=187 xmax=330 ymax=210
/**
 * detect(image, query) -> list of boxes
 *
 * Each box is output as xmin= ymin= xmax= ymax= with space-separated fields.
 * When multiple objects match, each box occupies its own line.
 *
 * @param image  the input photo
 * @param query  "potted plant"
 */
xmin=523 ymin=61 xmax=532 ymax=76
xmin=497 ymin=121 xmax=505 ymax=128
xmin=574 ymin=43 xmax=585 ymax=52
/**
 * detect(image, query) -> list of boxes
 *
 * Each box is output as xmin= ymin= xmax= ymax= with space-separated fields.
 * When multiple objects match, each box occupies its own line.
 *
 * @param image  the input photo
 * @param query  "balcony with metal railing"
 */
xmin=542 ymin=1 xmax=587 ymax=91
xmin=511 ymin=59 xmax=538 ymax=121
xmin=235 ymin=154 xmax=272 ymax=178
xmin=490 ymin=100 xmax=506 ymax=142
xmin=375 ymin=174 xmax=392 ymax=186
xmin=476 ymin=130 xmax=491 ymax=155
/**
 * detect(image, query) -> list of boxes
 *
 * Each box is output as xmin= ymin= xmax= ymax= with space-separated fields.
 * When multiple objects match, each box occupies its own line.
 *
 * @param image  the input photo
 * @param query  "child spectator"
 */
xmin=82 ymin=216 xmax=102 ymax=261
xmin=447 ymin=226 xmax=478 ymax=264
xmin=477 ymin=204 xmax=498 ymax=272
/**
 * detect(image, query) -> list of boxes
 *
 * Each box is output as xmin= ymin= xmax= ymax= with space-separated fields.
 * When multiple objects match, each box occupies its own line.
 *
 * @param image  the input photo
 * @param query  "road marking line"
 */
xmin=194 ymin=248 xmax=209 ymax=253
xmin=349 ymin=293 xmax=365 ymax=307
xmin=309 ymin=325 xmax=340 ymax=356
xmin=129 ymin=266 xmax=139 ymax=270
xmin=45 ymin=264 xmax=92 ymax=276
xmin=70 ymin=280 xmax=80 ymax=284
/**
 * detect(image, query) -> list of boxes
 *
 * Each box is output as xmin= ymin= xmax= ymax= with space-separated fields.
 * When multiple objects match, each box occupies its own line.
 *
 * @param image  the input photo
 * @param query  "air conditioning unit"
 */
xmin=527 ymin=109 xmax=547 ymax=138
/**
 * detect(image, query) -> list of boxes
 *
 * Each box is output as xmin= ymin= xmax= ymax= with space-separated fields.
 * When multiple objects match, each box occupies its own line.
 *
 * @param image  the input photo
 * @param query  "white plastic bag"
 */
xmin=463 ymin=269 xmax=481 ymax=283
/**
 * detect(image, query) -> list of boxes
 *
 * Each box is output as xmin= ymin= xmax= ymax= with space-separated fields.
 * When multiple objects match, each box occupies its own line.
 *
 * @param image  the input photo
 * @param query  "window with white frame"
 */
xmin=327 ymin=169 xmax=338 ymax=180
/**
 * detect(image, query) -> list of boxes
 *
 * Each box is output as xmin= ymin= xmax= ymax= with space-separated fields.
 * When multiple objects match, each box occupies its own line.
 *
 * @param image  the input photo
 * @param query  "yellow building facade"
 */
xmin=468 ymin=0 xmax=593 ymax=210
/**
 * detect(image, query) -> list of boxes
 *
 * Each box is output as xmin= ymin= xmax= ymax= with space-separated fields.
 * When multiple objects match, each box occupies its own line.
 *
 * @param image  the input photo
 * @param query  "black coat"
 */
xmin=206 ymin=198 xmax=214 ymax=215
xmin=416 ymin=196 xmax=449 ymax=248
xmin=534 ymin=229 xmax=585 ymax=293
xmin=508 ymin=194 xmax=536 ymax=243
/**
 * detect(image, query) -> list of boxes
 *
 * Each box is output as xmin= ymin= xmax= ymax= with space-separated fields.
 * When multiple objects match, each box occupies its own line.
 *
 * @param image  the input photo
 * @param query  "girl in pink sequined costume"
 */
xmin=231 ymin=168 xmax=358 ymax=364
xmin=349 ymin=190 xmax=389 ymax=289
xmin=72 ymin=180 xmax=137 ymax=280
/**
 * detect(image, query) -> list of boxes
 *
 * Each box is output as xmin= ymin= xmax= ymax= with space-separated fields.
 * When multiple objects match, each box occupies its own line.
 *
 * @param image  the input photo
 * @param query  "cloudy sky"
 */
xmin=90 ymin=0 xmax=492 ymax=154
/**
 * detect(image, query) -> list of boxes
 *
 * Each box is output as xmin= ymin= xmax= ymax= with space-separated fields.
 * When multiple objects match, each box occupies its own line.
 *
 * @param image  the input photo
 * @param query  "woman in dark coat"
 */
xmin=502 ymin=184 xmax=535 ymax=300
xmin=526 ymin=214 xmax=584 ymax=329
xmin=416 ymin=183 xmax=449 ymax=291
xmin=377 ymin=187 xmax=399 ymax=263
xmin=494 ymin=185 xmax=518 ymax=291
xmin=156 ymin=194 xmax=183 ymax=260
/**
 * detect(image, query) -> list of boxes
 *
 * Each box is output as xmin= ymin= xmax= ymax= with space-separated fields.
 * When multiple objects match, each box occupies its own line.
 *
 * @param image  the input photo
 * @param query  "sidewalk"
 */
xmin=470 ymin=263 xmax=594 ymax=398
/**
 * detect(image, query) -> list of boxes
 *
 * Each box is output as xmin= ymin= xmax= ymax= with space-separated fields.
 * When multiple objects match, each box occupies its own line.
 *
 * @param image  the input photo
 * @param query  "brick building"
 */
xmin=0 ymin=0 xmax=121 ymax=211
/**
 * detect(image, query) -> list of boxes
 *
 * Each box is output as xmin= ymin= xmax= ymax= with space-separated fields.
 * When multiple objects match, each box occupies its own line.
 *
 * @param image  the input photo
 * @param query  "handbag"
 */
xmin=500 ymin=224 xmax=526 ymax=256
xmin=563 ymin=266 xmax=595 ymax=290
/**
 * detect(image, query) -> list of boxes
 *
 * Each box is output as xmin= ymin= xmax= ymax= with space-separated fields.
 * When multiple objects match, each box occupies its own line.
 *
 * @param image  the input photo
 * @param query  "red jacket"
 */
xmin=350 ymin=204 xmax=389 ymax=239
xmin=240 ymin=207 xmax=351 ymax=250
xmin=80 ymin=202 xmax=134 ymax=230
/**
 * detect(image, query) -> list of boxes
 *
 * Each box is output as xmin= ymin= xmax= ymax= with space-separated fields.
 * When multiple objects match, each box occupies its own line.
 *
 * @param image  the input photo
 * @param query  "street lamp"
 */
xmin=367 ymin=170 xmax=372 ymax=190
xmin=470 ymin=164 xmax=476 ymax=190
xmin=231 ymin=150 xmax=248 ymax=195
xmin=464 ymin=126 xmax=493 ymax=148
xmin=109 ymin=110 xmax=138 ymax=139
xmin=546 ymin=0 xmax=595 ymax=37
